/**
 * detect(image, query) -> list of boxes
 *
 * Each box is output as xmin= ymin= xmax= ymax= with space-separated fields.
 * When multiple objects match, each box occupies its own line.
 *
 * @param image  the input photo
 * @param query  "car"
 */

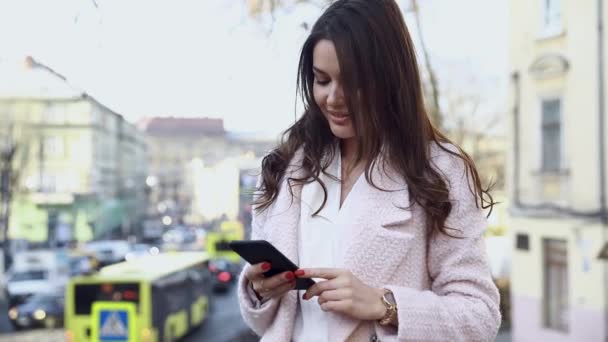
xmin=9 ymin=291 xmax=64 ymax=330
xmin=6 ymin=250 xmax=70 ymax=308
xmin=84 ymin=240 xmax=131 ymax=267
xmin=67 ymin=250 xmax=100 ymax=277
xmin=208 ymin=258 xmax=240 ymax=293
xmin=125 ymin=243 xmax=160 ymax=261
xmin=162 ymin=228 xmax=198 ymax=251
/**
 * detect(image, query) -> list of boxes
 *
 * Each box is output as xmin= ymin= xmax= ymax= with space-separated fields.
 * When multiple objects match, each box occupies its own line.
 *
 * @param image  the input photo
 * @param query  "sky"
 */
xmin=0 ymin=0 xmax=509 ymax=136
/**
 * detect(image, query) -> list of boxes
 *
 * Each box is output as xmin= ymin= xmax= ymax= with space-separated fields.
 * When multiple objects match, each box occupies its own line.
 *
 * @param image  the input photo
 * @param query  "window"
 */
xmin=10 ymin=270 xmax=48 ymax=282
xmin=541 ymin=99 xmax=561 ymax=172
xmin=74 ymin=283 xmax=140 ymax=315
xmin=516 ymin=233 xmax=530 ymax=251
xmin=44 ymin=136 xmax=64 ymax=158
xmin=542 ymin=0 xmax=562 ymax=35
xmin=543 ymin=239 xmax=568 ymax=331
xmin=43 ymin=103 xmax=65 ymax=124
xmin=40 ymin=172 xmax=59 ymax=192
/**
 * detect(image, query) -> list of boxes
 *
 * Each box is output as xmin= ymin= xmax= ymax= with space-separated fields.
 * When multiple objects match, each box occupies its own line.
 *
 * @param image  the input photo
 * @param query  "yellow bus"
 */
xmin=64 ymin=252 xmax=212 ymax=342
xmin=205 ymin=220 xmax=244 ymax=263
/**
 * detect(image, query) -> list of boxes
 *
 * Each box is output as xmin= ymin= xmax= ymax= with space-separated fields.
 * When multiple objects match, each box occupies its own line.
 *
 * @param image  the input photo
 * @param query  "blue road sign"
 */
xmin=98 ymin=310 xmax=129 ymax=341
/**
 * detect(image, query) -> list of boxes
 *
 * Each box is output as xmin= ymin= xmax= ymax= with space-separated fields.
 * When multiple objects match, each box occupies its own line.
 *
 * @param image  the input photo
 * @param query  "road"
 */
xmin=0 ymin=282 xmax=257 ymax=342
xmin=184 ymin=283 xmax=257 ymax=342
xmin=0 ymin=290 xmax=11 ymax=334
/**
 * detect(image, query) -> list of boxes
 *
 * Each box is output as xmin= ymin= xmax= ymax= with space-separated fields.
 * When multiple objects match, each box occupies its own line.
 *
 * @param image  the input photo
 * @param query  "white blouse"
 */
xmin=293 ymin=151 xmax=363 ymax=342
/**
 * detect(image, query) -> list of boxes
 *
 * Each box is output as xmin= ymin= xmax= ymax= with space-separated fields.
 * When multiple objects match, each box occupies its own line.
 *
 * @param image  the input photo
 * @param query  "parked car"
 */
xmin=6 ymin=250 xmax=69 ymax=307
xmin=208 ymin=258 xmax=240 ymax=293
xmin=9 ymin=291 xmax=64 ymax=330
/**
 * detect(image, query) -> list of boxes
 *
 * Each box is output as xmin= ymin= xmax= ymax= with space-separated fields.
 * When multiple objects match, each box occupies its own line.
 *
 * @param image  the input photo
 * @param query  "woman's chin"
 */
xmin=329 ymin=126 xmax=355 ymax=140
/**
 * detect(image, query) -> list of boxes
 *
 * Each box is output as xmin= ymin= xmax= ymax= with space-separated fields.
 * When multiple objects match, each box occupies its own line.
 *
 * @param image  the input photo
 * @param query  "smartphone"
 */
xmin=229 ymin=240 xmax=315 ymax=290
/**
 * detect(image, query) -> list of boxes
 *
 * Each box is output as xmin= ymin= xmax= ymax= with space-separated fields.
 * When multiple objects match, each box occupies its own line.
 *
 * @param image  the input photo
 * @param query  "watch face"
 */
xmin=384 ymin=290 xmax=396 ymax=305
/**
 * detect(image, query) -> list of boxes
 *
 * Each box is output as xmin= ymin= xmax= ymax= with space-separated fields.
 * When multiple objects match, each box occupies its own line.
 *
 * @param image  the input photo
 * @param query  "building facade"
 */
xmin=139 ymin=117 xmax=275 ymax=227
xmin=509 ymin=1 xmax=608 ymax=341
xmin=0 ymin=57 xmax=147 ymax=244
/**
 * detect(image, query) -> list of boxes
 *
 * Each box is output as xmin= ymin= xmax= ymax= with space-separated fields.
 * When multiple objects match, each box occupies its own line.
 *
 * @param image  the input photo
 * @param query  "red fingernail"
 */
xmin=302 ymin=293 xmax=308 ymax=300
xmin=294 ymin=270 xmax=305 ymax=277
xmin=261 ymin=262 xmax=271 ymax=271
xmin=285 ymin=272 xmax=294 ymax=280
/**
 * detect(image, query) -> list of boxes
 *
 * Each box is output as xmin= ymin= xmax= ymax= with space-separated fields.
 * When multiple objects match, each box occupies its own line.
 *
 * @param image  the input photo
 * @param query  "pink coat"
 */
xmin=238 ymin=145 xmax=501 ymax=341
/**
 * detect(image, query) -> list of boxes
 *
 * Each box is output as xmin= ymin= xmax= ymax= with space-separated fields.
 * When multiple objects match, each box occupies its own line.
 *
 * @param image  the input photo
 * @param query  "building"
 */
xmin=0 ymin=57 xmax=147 ymax=245
xmin=508 ymin=1 xmax=608 ymax=341
xmin=459 ymin=134 xmax=507 ymax=192
xmin=139 ymin=117 xmax=275 ymax=227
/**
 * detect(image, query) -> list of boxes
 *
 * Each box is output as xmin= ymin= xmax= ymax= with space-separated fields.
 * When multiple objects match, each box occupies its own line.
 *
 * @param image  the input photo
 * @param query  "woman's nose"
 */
xmin=327 ymin=84 xmax=344 ymax=106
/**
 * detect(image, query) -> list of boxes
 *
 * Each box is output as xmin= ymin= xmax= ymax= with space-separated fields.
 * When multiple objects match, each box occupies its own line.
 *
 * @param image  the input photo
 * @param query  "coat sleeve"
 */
xmin=375 ymin=151 xmax=501 ymax=342
xmin=236 ymin=183 xmax=282 ymax=336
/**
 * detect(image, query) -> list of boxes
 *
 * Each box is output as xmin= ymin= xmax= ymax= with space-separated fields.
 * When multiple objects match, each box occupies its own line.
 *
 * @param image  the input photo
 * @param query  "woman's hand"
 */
xmin=245 ymin=262 xmax=296 ymax=301
xmin=296 ymin=268 xmax=386 ymax=321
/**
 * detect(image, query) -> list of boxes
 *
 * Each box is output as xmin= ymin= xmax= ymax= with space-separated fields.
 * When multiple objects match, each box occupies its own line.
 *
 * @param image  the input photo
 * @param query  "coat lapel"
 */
xmin=330 ymin=159 xmax=416 ymax=342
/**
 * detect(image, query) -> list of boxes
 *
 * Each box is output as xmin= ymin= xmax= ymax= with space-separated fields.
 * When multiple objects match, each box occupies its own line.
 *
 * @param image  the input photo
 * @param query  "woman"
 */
xmin=238 ymin=0 xmax=501 ymax=341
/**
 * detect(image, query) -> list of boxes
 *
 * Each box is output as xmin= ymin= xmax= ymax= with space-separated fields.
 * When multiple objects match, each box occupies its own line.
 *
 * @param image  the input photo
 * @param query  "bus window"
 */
xmin=215 ymin=240 xmax=231 ymax=251
xmin=74 ymin=283 xmax=140 ymax=314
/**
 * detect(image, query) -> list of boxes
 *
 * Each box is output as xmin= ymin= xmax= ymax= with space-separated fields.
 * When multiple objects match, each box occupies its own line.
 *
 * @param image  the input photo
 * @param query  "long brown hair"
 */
xmin=255 ymin=0 xmax=494 ymax=237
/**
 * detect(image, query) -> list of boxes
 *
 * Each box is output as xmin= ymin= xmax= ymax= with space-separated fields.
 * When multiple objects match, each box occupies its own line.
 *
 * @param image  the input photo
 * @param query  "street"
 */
xmin=0 ymin=291 xmax=10 ymax=334
xmin=184 ymin=283 xmax=257 ymax=342
xmin=0 ymin=282 xmax=258 ymax=342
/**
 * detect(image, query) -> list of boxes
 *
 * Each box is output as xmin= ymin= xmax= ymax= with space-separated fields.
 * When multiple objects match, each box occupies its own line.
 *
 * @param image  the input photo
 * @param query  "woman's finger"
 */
xmin=320 ymin=299 xmax=353 ymax=313
xmin=252 ymin=271 xmax=294 ymax=294
xmin=317 ymin=288 xmax=351 ymax=305
xmin=251 ymin=277 xmax=269 ymax=296
xmin=303 ymin=279 xmax=339 ymax=300
xmin=244 ymin=262 xmax=272 ymax=281
xmin=296 ymin=268 xmax=342 ymax=280
xmin=265 ymin=271 xmax=295 ymax=289
xmin=265 ymin=279 xmax=297 ymax=299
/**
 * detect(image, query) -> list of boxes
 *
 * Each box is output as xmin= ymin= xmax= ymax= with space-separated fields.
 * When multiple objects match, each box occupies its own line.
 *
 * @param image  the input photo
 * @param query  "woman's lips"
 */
xmin=327 ymin=111 xmax=350 ymax=125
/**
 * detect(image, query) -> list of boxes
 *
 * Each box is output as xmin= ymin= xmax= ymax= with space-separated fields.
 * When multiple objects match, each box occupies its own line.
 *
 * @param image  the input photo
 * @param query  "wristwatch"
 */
xmin=378 ymin=289 xmax=397 ymax=326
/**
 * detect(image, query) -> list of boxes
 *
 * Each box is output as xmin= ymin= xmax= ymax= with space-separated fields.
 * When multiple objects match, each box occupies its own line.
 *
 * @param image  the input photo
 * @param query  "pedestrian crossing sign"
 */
xmin=99 ymin=310 xmax=128 ymax=340
xmin=91 ymin=302 xmax=137 ymax=342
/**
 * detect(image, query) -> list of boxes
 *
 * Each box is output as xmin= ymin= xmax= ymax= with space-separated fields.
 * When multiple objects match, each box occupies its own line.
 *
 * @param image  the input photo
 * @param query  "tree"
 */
xmin=0 ymin=118 xmax=31 ymax=272
xmin=405 ymin=0 xmax=442 ymax=129
xmin=0 ymin=124 xmax=17 ymax=272
xmin=441 ymin=74 xmax=505 ymax=190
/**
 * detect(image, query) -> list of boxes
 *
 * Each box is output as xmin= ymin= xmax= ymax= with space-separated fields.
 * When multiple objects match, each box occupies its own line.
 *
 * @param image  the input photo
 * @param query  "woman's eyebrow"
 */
xmin=312 ymin=66 xmax=329 ymax=76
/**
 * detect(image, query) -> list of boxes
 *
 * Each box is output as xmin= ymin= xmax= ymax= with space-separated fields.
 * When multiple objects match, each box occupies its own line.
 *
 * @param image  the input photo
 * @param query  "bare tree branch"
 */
xmin=406 ymin=0 xmax=442 ymax=129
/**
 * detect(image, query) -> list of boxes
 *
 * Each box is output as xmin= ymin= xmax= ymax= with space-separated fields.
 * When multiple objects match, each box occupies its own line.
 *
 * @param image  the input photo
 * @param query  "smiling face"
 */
xmin=312 ymin=39 xmax=355 ymax=141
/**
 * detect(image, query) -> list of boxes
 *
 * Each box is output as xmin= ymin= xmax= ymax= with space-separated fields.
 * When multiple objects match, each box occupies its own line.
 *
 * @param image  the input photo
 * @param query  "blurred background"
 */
xmin=0 ymin=0 xmax=605 ymax=341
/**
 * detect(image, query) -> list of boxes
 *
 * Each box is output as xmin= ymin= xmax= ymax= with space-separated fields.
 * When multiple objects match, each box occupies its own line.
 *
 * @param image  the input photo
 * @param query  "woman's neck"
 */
xmin=340 ymin=137 xmax=361 ymax=171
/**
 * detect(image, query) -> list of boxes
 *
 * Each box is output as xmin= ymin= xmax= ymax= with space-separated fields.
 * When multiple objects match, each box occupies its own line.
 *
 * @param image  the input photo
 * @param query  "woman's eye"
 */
xmin=315 ymin=79 xmax=330 ymax=85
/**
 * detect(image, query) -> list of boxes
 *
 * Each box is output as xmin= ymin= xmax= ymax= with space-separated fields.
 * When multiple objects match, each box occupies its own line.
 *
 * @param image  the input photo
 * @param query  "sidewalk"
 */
xmin=0 ymin=291 xmax=12 ymax=334
xmin=0 ymin=329 xmax=64 ymax=342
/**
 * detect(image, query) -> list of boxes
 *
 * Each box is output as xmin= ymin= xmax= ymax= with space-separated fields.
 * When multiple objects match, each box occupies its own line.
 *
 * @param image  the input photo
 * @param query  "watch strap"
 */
xmin=378 ymin=289 xmax=397 ymax=326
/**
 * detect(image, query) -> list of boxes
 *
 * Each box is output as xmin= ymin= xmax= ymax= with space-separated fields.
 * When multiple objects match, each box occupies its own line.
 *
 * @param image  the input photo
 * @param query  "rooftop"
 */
xmin=138 ymin=116 xmax=225 ymax=136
